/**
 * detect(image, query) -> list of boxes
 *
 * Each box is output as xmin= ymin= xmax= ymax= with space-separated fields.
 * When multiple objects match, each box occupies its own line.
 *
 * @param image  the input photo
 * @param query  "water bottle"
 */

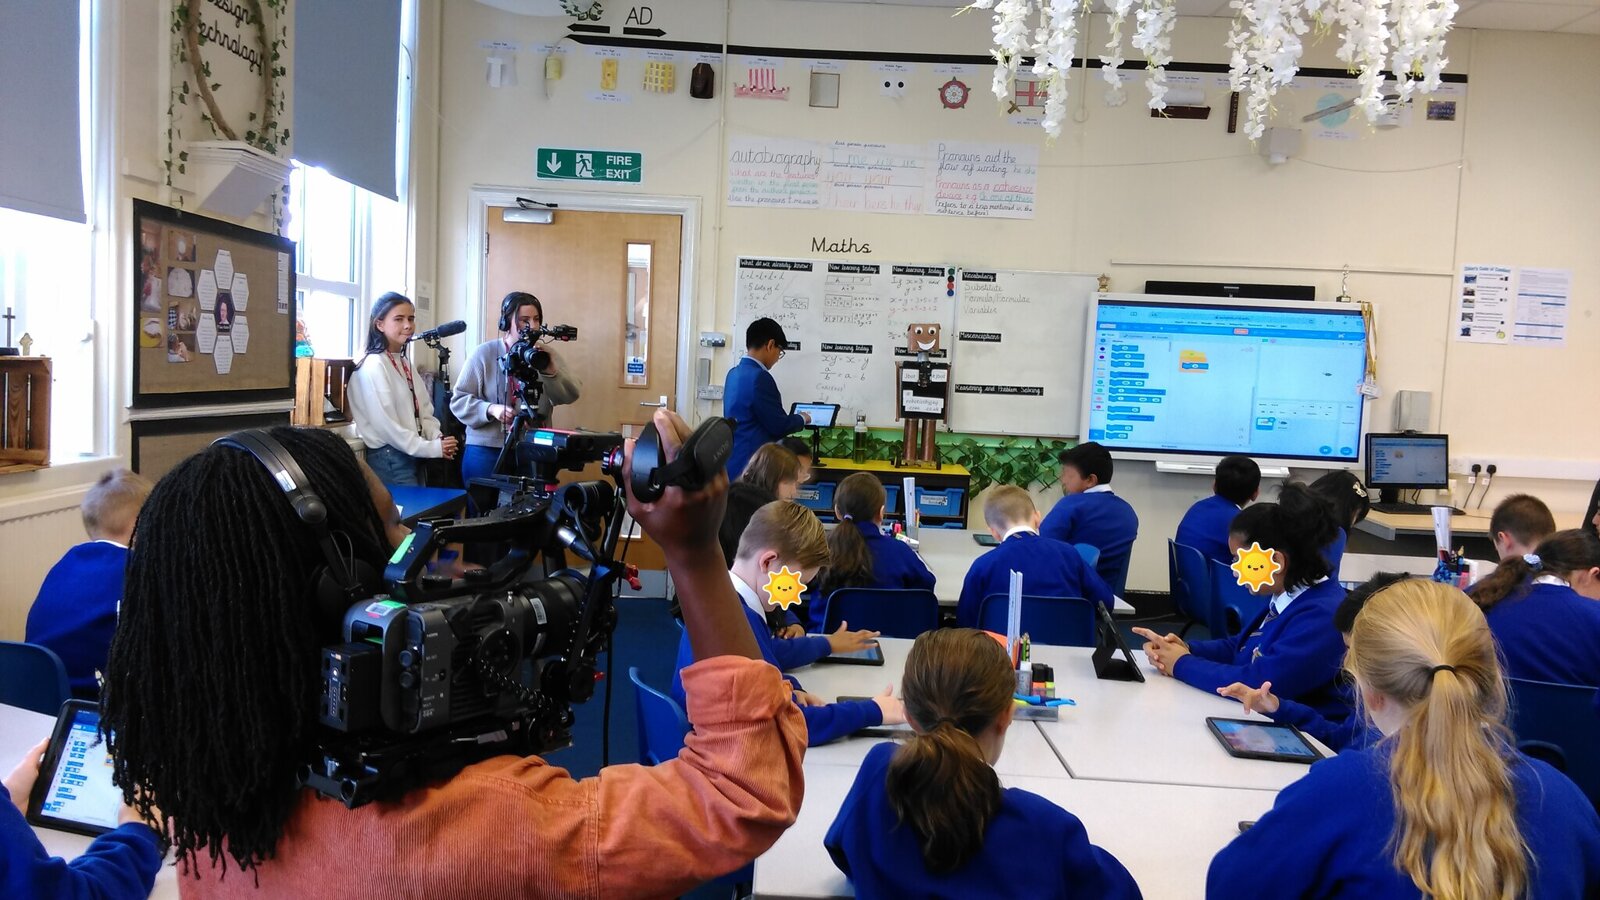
xmin=852 ymin=414 xmax=868 ymax=463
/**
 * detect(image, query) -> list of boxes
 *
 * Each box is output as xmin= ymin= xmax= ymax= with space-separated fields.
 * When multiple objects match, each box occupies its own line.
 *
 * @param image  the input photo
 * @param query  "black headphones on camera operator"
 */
xmin=498 ymin=290 xmax=543 ymax=333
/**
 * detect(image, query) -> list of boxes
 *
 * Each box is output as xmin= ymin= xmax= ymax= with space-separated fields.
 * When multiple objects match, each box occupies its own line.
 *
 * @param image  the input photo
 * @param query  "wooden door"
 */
xmin=485 ymin=209 xmax=682 ymax=435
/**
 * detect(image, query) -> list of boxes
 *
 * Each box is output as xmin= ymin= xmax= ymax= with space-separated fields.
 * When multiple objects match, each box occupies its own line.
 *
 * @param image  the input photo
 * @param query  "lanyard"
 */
xmin=385 ymin=352 xmax=423 ymax=436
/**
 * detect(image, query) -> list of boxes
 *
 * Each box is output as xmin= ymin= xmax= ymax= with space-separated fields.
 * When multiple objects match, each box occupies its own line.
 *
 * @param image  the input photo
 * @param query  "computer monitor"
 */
xmin=1365 ymin=432 xmax=1449 ymax=504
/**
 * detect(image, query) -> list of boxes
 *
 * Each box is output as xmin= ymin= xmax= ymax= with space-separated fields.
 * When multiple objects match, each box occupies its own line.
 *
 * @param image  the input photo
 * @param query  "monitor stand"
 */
xmin=808 ymin=426 xmax=825 ymax=467
xmin=1379 ymin=486 xmax=1404 ymax=505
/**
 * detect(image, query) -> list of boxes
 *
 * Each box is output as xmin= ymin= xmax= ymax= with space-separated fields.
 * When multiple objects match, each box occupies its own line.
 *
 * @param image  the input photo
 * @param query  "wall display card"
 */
xmin=726 ymin=136 xmax=821 ymax=208
xmin=929 ymin=141 xmax=1038 ymax=219
xmin=1455 ymin=264 xmax=1512 ymax=344
xmin=820 ymin=142 xmax=927 ymax=215
xmin=1511 ymin=267 xmax=1570 ymax=346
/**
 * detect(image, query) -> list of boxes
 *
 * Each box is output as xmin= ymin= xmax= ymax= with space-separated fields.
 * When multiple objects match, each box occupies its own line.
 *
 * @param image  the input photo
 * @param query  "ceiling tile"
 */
xmin=1453 ymin=1 xmax=1598 ymax=29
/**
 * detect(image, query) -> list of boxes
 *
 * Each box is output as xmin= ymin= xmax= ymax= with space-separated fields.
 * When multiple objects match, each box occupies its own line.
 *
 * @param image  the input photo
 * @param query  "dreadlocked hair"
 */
xmin=101 ymin=426 xmax=393 ymax=876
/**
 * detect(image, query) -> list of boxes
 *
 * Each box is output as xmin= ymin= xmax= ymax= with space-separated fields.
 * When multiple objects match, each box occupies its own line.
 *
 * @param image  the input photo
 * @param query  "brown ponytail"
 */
xmin=817 ymin=474 xmax=885 ymax=598
xmin=885 ymin=629 xmax=1014 ymax=874
xmin=1347 ymin=580 xmax=1528 ymax=900
xmin=1471 ymin=529 xmax=1600 ymax=610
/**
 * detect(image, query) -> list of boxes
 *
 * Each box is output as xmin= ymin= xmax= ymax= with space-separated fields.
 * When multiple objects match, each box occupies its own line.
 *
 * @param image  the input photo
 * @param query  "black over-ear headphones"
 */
xmin=498 ymin=291 xmax=542 ymax=333
xmin=630 ymin=417 xmax=735 ymax=503
xmin=213 ymin=429 xmax=381 ymax=625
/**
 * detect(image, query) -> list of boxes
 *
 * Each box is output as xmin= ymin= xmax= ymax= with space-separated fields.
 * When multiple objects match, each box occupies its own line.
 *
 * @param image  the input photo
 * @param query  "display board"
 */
xmin=132 ymin=200 xmax=296 ymax=408
xmin=733 ymin=257 xmax=955 ymax=426
xmin=949 ymin=269 xmax=1100 ymax=437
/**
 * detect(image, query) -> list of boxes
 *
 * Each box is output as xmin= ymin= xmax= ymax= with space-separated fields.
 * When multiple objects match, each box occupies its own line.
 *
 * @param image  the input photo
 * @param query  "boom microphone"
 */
xmin=412 ymin=320 xmax=467 ymax=343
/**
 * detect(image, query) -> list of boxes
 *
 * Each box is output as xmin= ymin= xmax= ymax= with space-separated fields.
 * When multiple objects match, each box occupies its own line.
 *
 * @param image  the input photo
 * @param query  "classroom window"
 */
xmin=623 ymin=243 xmax=651 ymax=386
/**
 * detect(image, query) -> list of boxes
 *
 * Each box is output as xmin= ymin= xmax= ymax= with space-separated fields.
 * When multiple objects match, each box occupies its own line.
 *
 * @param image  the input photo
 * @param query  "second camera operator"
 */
xmin=452 ymin=291 xmax=582 ymax=486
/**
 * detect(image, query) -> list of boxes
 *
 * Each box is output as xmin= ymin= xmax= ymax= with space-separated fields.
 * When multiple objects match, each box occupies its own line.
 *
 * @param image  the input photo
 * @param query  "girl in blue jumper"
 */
xmin=811 ymin=473 xmax=937 ymax=631
xmin=826 ymin=628 xmax=1141 ymax=899
xmin=1469 ymin=528 xmax=1600 ymax=687
xmin=1209 ymin=580 xmax=1600 ymax=899
xmin=1307 ymin=469 xmax=1369 ymax=581
xmin=1135 ymin=483 xmax=1349 ymax=720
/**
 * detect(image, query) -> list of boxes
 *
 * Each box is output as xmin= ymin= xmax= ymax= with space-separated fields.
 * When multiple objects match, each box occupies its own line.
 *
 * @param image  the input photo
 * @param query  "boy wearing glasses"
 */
xmin=725 ymin=317 xmax=810 ymax=478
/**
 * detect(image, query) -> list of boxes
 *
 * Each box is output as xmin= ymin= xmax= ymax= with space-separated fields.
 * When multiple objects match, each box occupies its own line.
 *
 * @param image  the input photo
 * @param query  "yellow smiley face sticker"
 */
xmin=763 ymin=566 xmax=808 ymax=610
xmin=1231 ymin=542 xmax=1282 ymax=591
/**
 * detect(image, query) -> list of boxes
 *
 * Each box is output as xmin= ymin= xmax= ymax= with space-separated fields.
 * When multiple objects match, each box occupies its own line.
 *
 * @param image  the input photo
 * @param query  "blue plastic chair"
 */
xmin=1507 ymin=677 xmax=1600 ymax=810
xmin=820 ymin=588 xmax=941 ymax=639
xmin=1169 ymin=540 xmax=1215 ymax=638
xmin=0 ymin=641 xmax=70 ymax=716
xmin=1210 ymin=559 xmax=1269 ymax=637
xmin=1074 ymin=543 xmax=1101 ymax=570
xmin=977 ymin=594 xmax=1096 ymax=647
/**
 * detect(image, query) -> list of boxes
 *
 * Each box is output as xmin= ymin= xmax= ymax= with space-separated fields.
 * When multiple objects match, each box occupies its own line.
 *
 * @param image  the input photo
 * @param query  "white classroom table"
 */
xmin=914 ymin=528 xmax=1135 ymax=614
xmin=1339 ymin=551 xmax=1495 ymax=587
xmin=0 ymin=703 xmax=180 ymax=899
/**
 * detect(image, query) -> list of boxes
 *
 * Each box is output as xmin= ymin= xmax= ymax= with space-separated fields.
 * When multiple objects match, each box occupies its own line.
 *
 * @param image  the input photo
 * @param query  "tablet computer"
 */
xmin=1091 ymin=601 xmax=1145 ymax=683
xmin=790 ymin=402 xmax=840 ymax=429
xmin=973 ymin=533 xmax=998 ymax=547
xmin=27 ymin=700 xmax=125 ymax=836
xmin=1206 ymin=717 xmax=1324 ymax=764
xmin=817 ymin=643 xmax=884 ymax=665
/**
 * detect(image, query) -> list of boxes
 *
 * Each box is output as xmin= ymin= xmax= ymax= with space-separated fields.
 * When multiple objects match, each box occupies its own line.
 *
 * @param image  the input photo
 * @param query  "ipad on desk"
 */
xmin=1091 ymin=602 xmax=1145 ymax=683
xmin=27 ymin=700 xmax=125 ymax=836
xmin=790 ymin=402 xmax=840 ymax=429
xmin=973 ymin=533 xmax=998 ymax=547
xmin=1206 ymin=717 xmax=1324 ymax=764
xmin=818 ymin=643 xmax=884 ymax=665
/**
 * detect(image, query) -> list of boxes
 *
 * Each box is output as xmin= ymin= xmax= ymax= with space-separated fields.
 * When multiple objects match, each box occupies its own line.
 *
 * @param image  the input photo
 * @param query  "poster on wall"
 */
xmin=133 ymin=199 xmax=296 ymax=408
xmin=1453 ymin=263 xmax=1512 ymax=344
xmin=1511 ymin=267 xmax=1570 ymax=347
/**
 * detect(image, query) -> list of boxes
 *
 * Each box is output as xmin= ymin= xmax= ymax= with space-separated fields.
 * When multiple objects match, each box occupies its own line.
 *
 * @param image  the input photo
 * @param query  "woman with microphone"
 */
xmin=346 ymin=292 xmax=460 ymax=486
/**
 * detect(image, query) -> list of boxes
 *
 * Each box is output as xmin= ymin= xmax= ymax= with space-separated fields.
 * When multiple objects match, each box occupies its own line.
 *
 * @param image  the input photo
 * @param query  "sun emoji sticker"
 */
xmin=763 ymin=566 xmax=808 ymax=610
xmin=1231 ymin=542 xmax=1282 ymax=591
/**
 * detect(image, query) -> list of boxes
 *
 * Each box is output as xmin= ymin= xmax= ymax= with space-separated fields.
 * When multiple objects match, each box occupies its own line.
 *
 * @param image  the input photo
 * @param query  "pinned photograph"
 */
xmin=167 ymin=331 xmax=195 ymax=363
xmin=166 ymin=267 xmax=194 ymax=299
xmin=736 ymin=66 xmax=788 ymax=100
xmin=643 ymin=60 xmax=675 ymax=93
xmin=169 ymin=230 xmax=198 ymax=262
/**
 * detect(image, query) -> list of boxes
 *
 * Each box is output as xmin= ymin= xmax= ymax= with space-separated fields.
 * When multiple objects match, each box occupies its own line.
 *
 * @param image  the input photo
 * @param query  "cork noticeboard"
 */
xmin=132 ymin=199 xmax=297 ymax=408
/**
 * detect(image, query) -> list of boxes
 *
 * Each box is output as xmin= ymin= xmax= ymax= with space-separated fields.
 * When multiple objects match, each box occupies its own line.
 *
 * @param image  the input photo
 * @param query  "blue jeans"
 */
xmin=461 ymin=444 xmax=503 ymax=488
xmin=365 ymin=444 xmax=421 ymax=486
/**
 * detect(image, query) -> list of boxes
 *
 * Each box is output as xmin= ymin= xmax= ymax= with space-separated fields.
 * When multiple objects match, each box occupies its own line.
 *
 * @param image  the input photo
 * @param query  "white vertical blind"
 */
xmin=0 ymin=0 xmax=85 ymax=223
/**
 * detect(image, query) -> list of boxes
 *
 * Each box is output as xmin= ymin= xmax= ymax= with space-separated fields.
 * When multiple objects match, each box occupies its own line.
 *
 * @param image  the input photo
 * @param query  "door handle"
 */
xmin=639 ymin=394 xmax=669 ymax=408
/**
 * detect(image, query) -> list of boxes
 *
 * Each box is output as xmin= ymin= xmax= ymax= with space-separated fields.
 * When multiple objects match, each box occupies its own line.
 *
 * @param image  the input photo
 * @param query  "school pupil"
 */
xmin=718 ymin=481 xmax=775 ymax=567
xmin=1216 ymin=572 xmax=1413 ymax=753
xmin=724 ymin=317 xmax=810 ymax=479
xmin=825 ymin=629 xmax=1141 ymax=900
xmin=1039 ymin=442 xmax=1140 ymax=595
xmin=1306 ymin=470 xmax=1369 ymax=580
xmin=346 ymin=292 xmax=459 ymax=486
xmin=1175 ymin=455 xmax=1261 ymax=565
xmin=777 ymin=435 xmax=815 ymax=485
xmin=739 ymin=443 xmax=803 ymax=501
xmin=25 ymin=468 xmax=152 ymax=699
xmin=1208 ymin=580 xmax=1600 ymax=899
xmin=1468 ymin=528 xmax=1600 ymax=688
xmin=1135 ymin=484 xmax=1349 ymax=720
xmin=811 ymin=473 xmax=936 ymax=631
xmin=671 ymin=501 xmax=899 ymax=745
xmin=958 ymin=486 xmax=1113 ymax=629
xmin=1487 ymin=493 xmax=1557 ymax=561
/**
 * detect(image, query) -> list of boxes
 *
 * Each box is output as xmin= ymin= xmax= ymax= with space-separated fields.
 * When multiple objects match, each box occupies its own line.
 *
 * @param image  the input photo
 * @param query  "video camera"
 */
xmin=303 ymin=416 xmax=732 ymax=808
xmin=501 ymin=323 xmax=578 ymax=386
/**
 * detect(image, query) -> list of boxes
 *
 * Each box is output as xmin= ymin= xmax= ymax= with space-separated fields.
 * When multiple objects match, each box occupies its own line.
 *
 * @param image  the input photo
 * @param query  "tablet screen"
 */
xmin=791 ymin=402 xmax=839 ymax=429
xmin=34 ymin=705 xmax=122 ymax=834
xmin=1207 ymin=717 xmax=1322 ymax=763
xmin=819 ymin=643 xmax=884 ymax=665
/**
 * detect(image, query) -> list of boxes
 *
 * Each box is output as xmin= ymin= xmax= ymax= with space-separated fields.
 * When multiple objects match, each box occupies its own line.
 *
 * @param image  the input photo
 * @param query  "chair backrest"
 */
xmin=0 ymin=641 xmax=70 ymax=716
xmin=1507 ymin=677 xmax=1600 ymax=809
xmin=977 ymin=594 xmax=1096 ymax=648
xmin=822 ymin=588 xmax=941 ymax=639
xmin=1170 ymin=540 xmax=1219 ymax=633
xmin=629 ymin=667 xmax=690 ymax=766
xmin=1209 ymin=559 xmax=1268 ymax=637
xmin=1074 ymin=543 xmax=1101 ymax=570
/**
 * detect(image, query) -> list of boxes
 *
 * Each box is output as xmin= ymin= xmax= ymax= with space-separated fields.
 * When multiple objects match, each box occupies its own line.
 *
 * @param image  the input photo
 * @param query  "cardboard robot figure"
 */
xmin=897 ymin=322 xmax=949 ymax=467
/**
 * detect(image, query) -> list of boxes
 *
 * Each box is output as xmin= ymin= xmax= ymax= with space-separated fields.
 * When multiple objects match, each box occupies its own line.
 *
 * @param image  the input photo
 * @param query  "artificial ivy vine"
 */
xmin=811 ymin=428 xmax=1072 ymax=495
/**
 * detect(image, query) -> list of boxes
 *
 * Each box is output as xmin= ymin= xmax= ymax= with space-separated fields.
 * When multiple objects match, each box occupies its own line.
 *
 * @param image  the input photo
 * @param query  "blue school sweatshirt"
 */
xmin=0 ymin=799 xmax=162 ymax=900
xmin=1174 ymin=494 xmax=1241 ymax=566
xmin=1039 ymin=488 xmax=1139 ymax=596
xmin=1208 ymin=745 xmax=1600 ymax=899
xmin=723 ymin=356 xmax=806 ymax=479
xmin=24 ymin=542 xmax=129 ymax=698
xmin=956 ymin=531 xmax=1115 ymax=629
xmin=809 ymin=521 xmax=937 ymax=631
xmin=1484 ymin=579 xmax=1600 ymax=688
xmin=1174 ymin=578 xmax=1348 ymax=720
xmin=671 ymin=603 xmax=881 ymax=746
xmin=826 ymin=742 xmax=1142 ymax=900
xmin=1323 ymin=526 xmax=1348 ymax=581
xmin=1266 ymin=696 xmax=1379 ymax=752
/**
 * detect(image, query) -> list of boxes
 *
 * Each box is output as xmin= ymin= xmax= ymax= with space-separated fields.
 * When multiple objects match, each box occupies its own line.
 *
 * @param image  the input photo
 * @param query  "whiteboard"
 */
xmin=733 ymin=257 xmax=956 ymax=426
xmin=948 ymin=269 xmax=1100 ymax=437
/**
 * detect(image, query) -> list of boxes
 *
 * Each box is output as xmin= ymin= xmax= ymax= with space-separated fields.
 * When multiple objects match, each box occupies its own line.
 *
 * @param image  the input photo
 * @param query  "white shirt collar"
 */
xmin=1531 ymin=574 xmax=1568 ymax=587
xmin=1083 ymin=485 xmax=1114 ymax=495
xmin=731 ymin=570 xmax=768 ymax=615
xmin=1274 ymin=576 xmax=1329 ymax=614
xmin=1001 ymin=524 xmax=1038 ymax=541
xmin=93 ymin=539 xmax=128 ymax=549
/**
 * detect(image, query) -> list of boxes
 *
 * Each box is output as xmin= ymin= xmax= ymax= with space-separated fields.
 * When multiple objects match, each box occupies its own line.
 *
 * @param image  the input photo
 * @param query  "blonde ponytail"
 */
xmin=1347 ymin=580 xmax=1528 ymax=900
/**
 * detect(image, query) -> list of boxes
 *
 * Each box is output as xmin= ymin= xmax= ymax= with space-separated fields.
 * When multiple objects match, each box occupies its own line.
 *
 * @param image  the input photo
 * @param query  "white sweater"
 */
xmin=347 ymin=351 xmax=445 ymax=458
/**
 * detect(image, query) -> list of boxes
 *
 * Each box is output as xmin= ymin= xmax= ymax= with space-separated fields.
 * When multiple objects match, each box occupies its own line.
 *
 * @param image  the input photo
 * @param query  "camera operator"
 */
xmin=452 ymin=291 xmax=582 ymax=485
xmin=99 ymin=416 xmax=805 ymax=897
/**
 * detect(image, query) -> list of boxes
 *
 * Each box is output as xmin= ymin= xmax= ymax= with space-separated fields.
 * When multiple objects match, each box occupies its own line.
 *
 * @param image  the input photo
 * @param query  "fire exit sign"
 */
xmin=536 ymin=148 xmax=642 ymax=184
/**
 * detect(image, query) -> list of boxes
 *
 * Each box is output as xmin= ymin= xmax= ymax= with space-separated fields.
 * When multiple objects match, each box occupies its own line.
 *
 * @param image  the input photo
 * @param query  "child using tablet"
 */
xmin=1208 ymin=580 xmax=1600 ymax=898
xmin=959 ymin=486 xmax=1114 ymax=629
xmin=825 ymin=628 xmax=1140 ymax=898
xmin=1175 ymin=455 xmax=1260 ymax=565
xmin=1040 ymin=442 xmax=1139 ymax=595
xmin=1468 ymin=528 xmax=1600 ymax=687
xmin=812 ymin=473 xmax=936 ymax=631
xmin=738 ymin=444 xmax=802 ymax=502
xmin=1135 ymin=484 xmax=1348 ymax=720
xmin=670 ymin=501 xmax=900 ymax=745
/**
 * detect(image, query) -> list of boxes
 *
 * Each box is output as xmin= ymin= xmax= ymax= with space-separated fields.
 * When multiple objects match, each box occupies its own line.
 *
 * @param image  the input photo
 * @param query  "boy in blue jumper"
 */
xmin=723 ymin=318 xmax=809 ymax=479
xmin=958 ymin=486 xmax=1113 ymax=629
xmin=1468 ymin=528 xmax=1600 ymax=688
xmin=1137 ymin=484 xmax=1350 ymax=721
xmin=25 ymin=469 xmax=151 ymax=699
xmin=671 ymin=501 xmax=900 ymax=745
xmin=812 ymin=473 xmax=936 ymax=631
xmin=1174 ymin=455 xmax=1259 ymax=565
xmin=1039 ymin=442 xmax=1139 ymax=596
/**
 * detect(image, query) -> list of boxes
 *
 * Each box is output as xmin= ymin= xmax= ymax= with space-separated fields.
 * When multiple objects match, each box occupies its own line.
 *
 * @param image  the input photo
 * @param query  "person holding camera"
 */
xmin=346 ymin=292 xmax=460 ymax=486
xmin=99 ymin=415 xmax=805 ymax=898
xmin=452 ymin=291 xmax=582 ymax=486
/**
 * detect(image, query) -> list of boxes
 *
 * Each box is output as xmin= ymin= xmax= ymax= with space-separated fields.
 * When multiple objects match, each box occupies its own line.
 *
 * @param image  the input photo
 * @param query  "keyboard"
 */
xmin=1371 ymin=502 xmax=1466 ymax=516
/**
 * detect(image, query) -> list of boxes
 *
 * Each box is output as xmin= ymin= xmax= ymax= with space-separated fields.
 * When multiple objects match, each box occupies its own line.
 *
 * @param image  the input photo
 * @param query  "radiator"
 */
xmin=0 ymin=494 xmax=91 ymax=641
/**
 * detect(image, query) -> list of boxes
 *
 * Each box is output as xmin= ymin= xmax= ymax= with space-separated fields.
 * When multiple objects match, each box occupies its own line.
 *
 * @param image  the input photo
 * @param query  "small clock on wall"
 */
xmin=939 ymin=77 xmax=970 ymax=109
